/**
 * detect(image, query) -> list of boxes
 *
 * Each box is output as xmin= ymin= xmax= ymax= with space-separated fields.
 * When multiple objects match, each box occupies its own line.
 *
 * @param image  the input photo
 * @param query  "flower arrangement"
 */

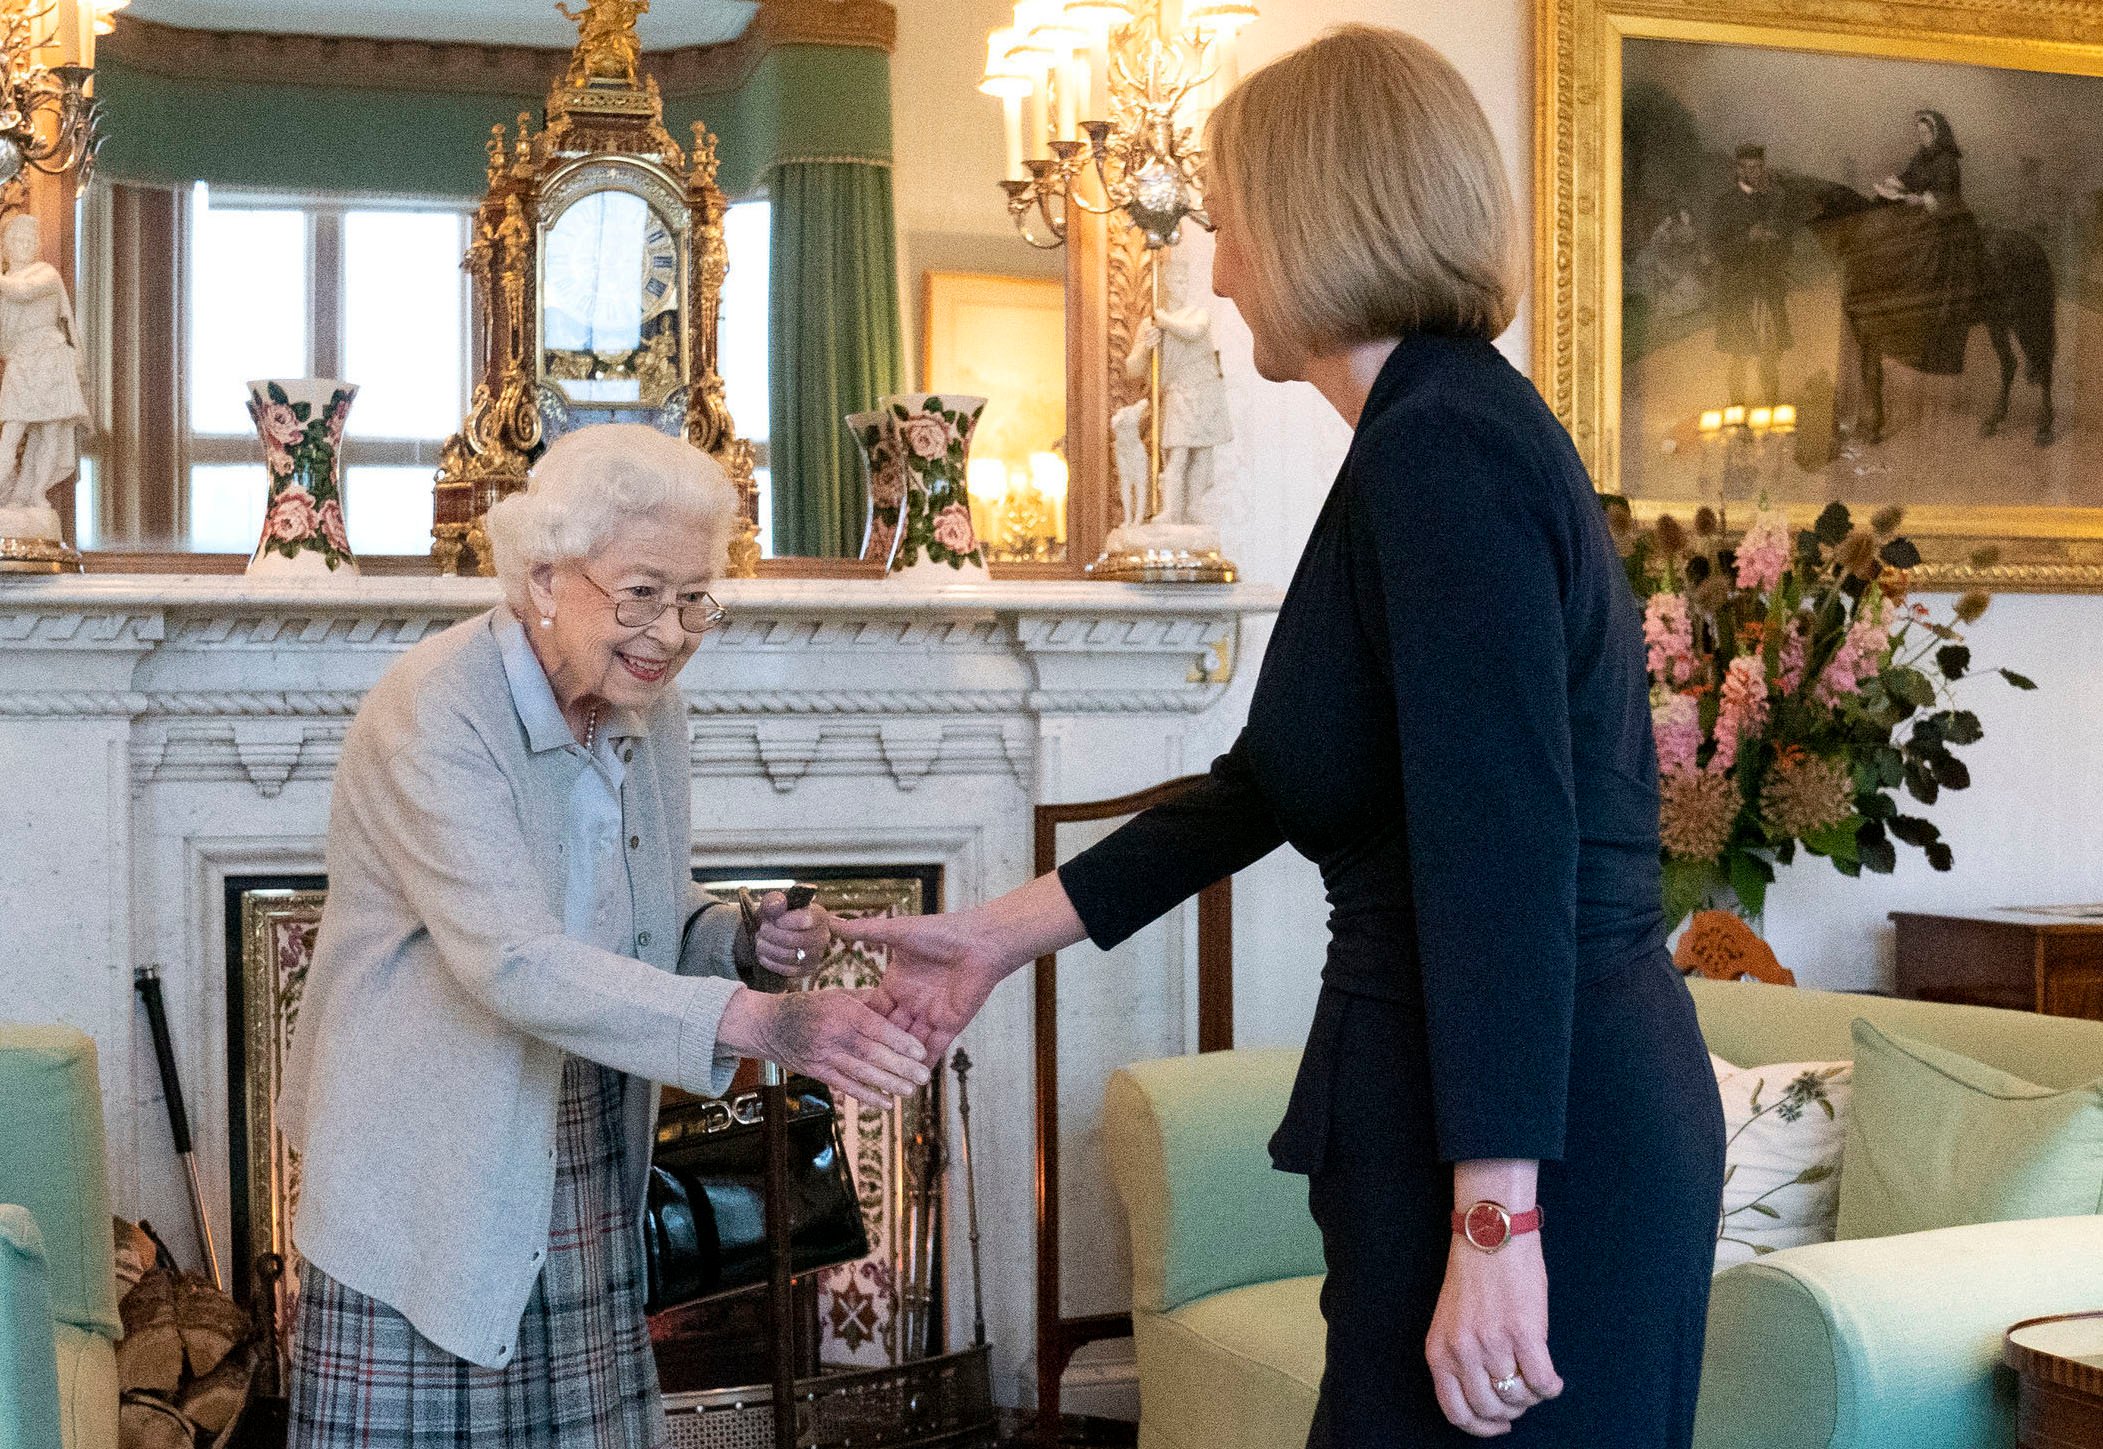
xmin=887 ymin=395 xmax=985 ymax=571
xmin=1608 ymin=497 xmax=2034 ymax=926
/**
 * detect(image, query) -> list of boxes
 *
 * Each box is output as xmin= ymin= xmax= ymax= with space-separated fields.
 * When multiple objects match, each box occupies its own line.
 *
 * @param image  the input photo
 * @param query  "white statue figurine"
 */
xmin=0 ymin=213 xmax=89 ymax=545
xmin=1111 ymin=397 xmax=1150 ymax=542
xmin=1121 ymin=247 xmax=1231 ymax=526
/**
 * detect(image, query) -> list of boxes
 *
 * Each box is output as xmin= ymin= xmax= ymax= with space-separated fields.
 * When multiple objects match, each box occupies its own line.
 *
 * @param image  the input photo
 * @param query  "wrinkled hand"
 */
xmin=831 ymin=910 xmax=1008 ymax=1059
xmin=1425 ymin=1235 xmax=1562 ymax=1437
xmin=752 ymin=891 xmax=832 ymax=979
xmin=720 ymin=986 xmax=930 ymax=1105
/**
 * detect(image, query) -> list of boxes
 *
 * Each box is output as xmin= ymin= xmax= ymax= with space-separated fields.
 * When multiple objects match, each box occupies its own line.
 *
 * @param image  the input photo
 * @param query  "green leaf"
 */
xmin=1943 ymin=710 xmax=1984 ymax=745
xmin=1885 ymin=667 xmax=1936 ymax=709
xmin=1857 ymin=821 xmax=1897 ymax=874
xmin=267 ymin=382 xmax=289 ymax=405
xmin=1904 ymin=762 xmax=1940 ymax=806
xmin=1930 ymin=754 xmax=1971 ymax=790
xmin=1880 ymin=538 xmax=1922 ymax=569
xmin=1662 ymin=856 xmax=1723 ymax=930
xmin=1729 ymin=852 xmax=1772 ymax=922
xmin=1749 ymin=1202 xmax=1781 ymax=1218
xmin=1926 ymin=841 xmax=1955 ymax=872
xmin=1794 ymin=1161 xmax=1835 ymax=1185
xmin=1815 ymin=502 xmax=1853 ymax=544
xmin=1889 ymin=816 xmax=1941 ymax=848
xmin=1936 ymin=645 xmax=1971 ymax=680
xmin=2000 ymin=669 xmax=2038 ymax=691
xmin=1802 ymin=817 xmax=1863 ymax=859
xmin=1855 ymin=791 xmax=1895 ymax=821
xmin=1722 ymin=1163 xmax=1737 ymax=1186
xmin=1876 ymin=748 xmax=1905 ymax=788
xmin=1820 ymin=1098 xmax=1835 ymax=1119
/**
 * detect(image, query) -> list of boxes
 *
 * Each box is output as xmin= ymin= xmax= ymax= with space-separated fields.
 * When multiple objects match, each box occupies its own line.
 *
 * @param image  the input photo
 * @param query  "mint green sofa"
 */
xmin=0 ymin=1025 xmax=122 ymax=1449
xmin=1102 ymin=980 xmax=2103 ymax=1449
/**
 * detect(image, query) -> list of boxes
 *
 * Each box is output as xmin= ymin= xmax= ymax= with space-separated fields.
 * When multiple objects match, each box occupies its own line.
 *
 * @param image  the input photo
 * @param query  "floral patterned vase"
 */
xmin=246 ymin=378 xmax=358 ymax=577
xmin=875 ymin=393 xmax=989 ymax=582
xmin=848 ymin=408 xmax=905 ymax=571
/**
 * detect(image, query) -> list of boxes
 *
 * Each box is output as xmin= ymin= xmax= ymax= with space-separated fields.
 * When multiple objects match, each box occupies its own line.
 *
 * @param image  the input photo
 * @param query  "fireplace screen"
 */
xmin=226 ymin=867 xmax=943 ymax=1368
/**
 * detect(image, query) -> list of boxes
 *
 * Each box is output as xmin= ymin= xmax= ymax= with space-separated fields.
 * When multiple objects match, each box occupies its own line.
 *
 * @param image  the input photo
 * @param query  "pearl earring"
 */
xmin=539 ymin=615 xmax=553 ymax=630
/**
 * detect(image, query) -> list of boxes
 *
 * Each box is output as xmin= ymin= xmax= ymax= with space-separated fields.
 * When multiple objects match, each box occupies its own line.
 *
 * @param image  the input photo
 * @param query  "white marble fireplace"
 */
xmin=0 ymin=572 xmax=1278 ymax=1406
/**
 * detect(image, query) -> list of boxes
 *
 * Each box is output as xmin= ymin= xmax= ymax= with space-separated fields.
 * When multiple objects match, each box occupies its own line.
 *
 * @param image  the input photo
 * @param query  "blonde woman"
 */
xmin=844 ymin=27 xmax=1723 ymax=1447
xmin=279 ymin=425 xmax=929 ymax=1447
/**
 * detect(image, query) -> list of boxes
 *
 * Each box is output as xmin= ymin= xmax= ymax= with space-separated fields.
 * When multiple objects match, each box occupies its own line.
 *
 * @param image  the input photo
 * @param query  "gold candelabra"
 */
xmin=983 ymin=0 xmax=1256 ymax=251
xmin=1694 ymin=402 xmax=1797 ymax=530
xmin=0 ymin=0 xmax=118 ymax=199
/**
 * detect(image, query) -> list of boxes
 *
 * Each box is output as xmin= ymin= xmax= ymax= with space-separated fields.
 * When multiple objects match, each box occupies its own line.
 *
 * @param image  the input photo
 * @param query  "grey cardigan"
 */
xmin=276 ymin=609 xmax=744 ymax=1368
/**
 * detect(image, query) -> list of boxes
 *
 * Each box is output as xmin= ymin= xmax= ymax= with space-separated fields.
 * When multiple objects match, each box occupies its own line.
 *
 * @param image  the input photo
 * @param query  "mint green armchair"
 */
xmin=0 ymin=1025 xmax=121 ymax=1449
xmin=1102 ymin=981 xmax=2103 ymax=1449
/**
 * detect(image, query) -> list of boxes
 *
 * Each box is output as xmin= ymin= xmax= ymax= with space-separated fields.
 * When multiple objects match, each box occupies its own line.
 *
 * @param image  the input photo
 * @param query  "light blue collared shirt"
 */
xmin=493 ymin=608 xmax=650 ymax=955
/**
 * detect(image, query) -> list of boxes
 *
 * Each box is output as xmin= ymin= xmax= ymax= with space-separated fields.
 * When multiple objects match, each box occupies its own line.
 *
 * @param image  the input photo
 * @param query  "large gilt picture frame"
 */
xmin=1537 ymin=0 xmax=2103 ymax=590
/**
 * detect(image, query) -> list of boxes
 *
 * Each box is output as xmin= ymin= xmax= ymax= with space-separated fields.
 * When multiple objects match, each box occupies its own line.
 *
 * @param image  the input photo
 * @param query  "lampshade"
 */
xmin=980 ymin=28 xmax=1034 ymax=97
xmin=1185 ymin=1 xmax=1259 ymax=36
xmin=1064 ymin=0 xmax=1134 ymax=33
xmin=1018 ymin=0 xmax=1084 ymax=51
xmin=1006 ymin=3 xmax=1055 ymax=68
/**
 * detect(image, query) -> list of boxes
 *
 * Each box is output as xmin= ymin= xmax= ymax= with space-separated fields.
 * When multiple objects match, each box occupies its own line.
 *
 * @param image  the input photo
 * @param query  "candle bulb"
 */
xmin=1749 ymin=406 xmax=1773 ymax=432
xmin=1002 ymin=95 xmax=1024 ymax=179
xmin=1029 ymin=73 xmax=1050 ymax=159
xmin=1699 ymin=410 xmax=1723 ymax=434
xmin=1771 ymin=404 xmax=1797 ymax=433
xmin=1722 ymin=404 xmax=1746 ymax=428
xmin=1056 ymin=51 xmax=1079 ymax=139
xmin=981 ymin=29 xmax=1033 ymax=180
xmin=1088 ymin=34 xmax=1110 ymax=121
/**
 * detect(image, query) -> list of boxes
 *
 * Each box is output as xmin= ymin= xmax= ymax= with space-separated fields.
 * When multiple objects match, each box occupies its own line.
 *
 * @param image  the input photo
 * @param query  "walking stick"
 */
xmin=134 ymin=968 xmax=225 ymax=1291
xmin=761 ymin=1059 xmax=799 ymax=1449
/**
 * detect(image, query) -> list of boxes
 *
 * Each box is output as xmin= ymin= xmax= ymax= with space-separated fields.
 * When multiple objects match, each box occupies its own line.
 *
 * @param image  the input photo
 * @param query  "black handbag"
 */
xmin=642 ymin=1076 xmax=871 ymax=1314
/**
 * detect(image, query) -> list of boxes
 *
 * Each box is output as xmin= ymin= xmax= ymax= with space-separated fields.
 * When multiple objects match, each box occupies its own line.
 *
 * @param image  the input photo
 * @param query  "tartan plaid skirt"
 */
xmin=287 ymin=1057 xmax=666 ymax=1449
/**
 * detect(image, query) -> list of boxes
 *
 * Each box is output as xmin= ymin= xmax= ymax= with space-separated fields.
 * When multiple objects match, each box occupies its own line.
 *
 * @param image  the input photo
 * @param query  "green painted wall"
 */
xmin=95 ymin=42 xmax=891 ymax=200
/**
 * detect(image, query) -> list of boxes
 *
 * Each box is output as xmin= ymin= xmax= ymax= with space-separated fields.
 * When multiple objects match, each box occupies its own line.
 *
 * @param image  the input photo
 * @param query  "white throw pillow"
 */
xmin=1710 ymin=1055 xmax=1853 ymax=1271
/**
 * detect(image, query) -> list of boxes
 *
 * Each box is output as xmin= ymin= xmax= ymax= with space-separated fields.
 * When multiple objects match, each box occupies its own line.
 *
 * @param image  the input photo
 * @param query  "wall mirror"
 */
xmin=64 ymin=0 xmax=1024 ymax=572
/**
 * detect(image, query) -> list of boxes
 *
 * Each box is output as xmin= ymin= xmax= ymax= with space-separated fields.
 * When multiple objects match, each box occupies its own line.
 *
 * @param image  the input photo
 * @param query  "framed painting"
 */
xmin=921 ymin=270 xmax=1069 ymax=563
xmin=226 ymin=877 xmax=326 ymax=1330
xmin=1538 ymin=0 xmax=2103 ymax=589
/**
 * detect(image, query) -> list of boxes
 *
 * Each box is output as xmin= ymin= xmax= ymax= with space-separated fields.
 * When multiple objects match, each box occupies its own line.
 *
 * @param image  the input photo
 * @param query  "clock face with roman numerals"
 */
xmin=641 ymin=209 xmax=678 ymax=322
xmin=541 ymin=187 xmax=682 ymax=406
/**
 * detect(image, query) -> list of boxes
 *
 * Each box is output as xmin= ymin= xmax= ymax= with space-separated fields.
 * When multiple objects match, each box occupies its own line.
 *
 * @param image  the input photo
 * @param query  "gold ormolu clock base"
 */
xmin=1087 ymin=545 xmax=1237 ymax=583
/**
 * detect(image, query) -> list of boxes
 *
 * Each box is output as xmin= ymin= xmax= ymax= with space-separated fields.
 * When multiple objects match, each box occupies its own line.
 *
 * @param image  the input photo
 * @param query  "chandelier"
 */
xmin=0 ymin=0 xmax=118 ymax=195
xmin=982 ymin=0 xmax=1258 ymax=251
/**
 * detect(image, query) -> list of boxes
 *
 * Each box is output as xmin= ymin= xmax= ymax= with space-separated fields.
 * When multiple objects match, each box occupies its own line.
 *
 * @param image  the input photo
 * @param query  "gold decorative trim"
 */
xmin=238 ymin=887 xmax=324 ymax=1319
xmin=1535 ymin=0 xmax=2103 ymax=592
xmin=103 ymin=1 xmax=895 ymax=100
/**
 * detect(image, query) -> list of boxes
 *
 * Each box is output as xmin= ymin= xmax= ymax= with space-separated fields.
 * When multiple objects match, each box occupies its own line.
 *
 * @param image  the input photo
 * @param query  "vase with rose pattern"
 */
xmin=246 ymin=378 xmax=358 ymax=577
xmin=870 ymin=393 xmax=988 ymax=582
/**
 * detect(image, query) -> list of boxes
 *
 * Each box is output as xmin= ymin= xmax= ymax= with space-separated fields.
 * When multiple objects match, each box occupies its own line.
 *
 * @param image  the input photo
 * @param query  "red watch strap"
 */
xmin=1451 ymin=1201 xmax=1544 ymax=1250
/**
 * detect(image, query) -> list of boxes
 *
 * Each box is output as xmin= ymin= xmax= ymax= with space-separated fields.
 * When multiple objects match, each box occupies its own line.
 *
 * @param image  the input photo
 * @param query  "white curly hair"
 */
xmin=485 ymin=423 xmax=738 ymax=611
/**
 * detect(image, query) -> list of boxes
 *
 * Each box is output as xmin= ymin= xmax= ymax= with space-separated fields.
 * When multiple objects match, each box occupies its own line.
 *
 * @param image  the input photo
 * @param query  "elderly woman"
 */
xmin=278 ymin=424 xmax=928 ymax=1447
xmin=845 ymin=27 xmax=1722 ymax=1448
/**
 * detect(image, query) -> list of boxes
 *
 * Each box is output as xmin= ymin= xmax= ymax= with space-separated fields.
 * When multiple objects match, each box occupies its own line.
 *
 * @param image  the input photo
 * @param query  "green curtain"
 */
xmin=768 ymin=159 xmax=902 ymax=557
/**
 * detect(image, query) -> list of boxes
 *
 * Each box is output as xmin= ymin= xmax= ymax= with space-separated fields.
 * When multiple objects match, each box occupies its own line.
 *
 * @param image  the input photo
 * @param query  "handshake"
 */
xmin=712 ymin=885 xmax=1015 ymax=1109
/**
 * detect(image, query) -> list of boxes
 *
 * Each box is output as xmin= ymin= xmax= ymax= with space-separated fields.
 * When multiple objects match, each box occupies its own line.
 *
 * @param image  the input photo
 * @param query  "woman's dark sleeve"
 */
xmin=1056 ymin=730 xmax=1286 ymax=949
xmin=1355 ymin=405 xmax=1581 ymax=1165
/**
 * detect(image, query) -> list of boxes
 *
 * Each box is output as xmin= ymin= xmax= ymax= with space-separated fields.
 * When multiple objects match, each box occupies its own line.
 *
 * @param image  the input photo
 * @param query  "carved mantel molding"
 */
xmin=102 ymin=0 xmax=896 ymax=99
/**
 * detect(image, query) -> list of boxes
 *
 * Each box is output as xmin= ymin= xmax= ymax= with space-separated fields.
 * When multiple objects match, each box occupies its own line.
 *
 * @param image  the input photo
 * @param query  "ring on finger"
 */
xmin=1492 ymin=1371 xmax=1525 ymax=1400
xmin=796 ymin=947 xmax=808 ymax=964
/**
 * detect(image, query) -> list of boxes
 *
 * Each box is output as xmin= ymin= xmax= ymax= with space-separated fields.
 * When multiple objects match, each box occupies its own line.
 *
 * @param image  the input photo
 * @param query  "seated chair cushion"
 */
xmin=52 ymin=1322 xmax=118 ymax=1449
xmin=1133 ymin=1275 xmax=1323 ymax=1449
xmin=1 ymin=1204 xmax=65 ymax=1449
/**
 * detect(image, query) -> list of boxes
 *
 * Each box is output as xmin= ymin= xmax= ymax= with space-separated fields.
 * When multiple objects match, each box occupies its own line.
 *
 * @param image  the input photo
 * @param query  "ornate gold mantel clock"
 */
xmin=432 ymin=0 xmax=761 ymax=577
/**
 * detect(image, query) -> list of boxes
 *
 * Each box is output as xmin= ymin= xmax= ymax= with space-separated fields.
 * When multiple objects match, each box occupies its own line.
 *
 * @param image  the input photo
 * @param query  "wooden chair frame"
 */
xmin=1032 ymin=777 xmax=1235 ymax=1438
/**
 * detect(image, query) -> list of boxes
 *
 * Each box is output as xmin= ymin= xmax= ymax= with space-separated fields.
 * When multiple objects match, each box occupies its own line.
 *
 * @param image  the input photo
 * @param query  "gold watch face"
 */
xmin=1463 ymin=1201 xmax=1512 ymax=1252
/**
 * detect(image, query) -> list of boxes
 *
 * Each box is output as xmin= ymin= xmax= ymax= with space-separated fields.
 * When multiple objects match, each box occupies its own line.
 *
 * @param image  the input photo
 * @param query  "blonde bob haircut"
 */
xmin=1205 ymin=24 xmax=1519 ymax=355
xmin=485 ymin=423 xmax=738 ymax=613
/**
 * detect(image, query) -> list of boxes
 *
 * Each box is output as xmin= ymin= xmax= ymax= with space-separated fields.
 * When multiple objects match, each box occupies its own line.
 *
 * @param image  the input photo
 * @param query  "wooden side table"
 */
xmin=1889 ymin=910 xmax=2103 ymax=1022
xmin=2005 ymin=1312 xmax=2103 ymax=1449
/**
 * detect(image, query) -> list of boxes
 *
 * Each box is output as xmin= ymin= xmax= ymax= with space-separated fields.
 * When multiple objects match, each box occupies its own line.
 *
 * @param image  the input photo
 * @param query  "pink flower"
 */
xmin=1653 ymin=692 xmax=1702 ymax=777
xmin=324 ymin=394 xmax=352 ymax=450
xmin=869 ymin=457 xmax=908 ymax=508
xmin=1777 ymin=618 xmax=1808 ymax=695
xmin=265 ymin=485 xmax=319 ymax=543
xmin=932 ymin=502 xmax=977 ymax=556
xmin=253 ymin=399 xmax=304 ymax=449
xmin=1812 ymin=593 xmax=1892 ymax=706
xmin=899 ymin=413 xmax=951 ymax=462
xmin=1734 ymin=510 xmax=1792 ymax=594
xmin=1643 ymin=592 xmax=1697 ymax=687
xmin=317 ymin=498 xmax=349 ymax=554
xmin=1710 ymin=654 xmax=1769 ymax=773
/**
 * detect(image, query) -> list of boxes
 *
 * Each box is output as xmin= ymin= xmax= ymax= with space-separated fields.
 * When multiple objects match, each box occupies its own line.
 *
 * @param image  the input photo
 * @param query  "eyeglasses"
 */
xmin=575 ymin=570 xmax=730 ymax=635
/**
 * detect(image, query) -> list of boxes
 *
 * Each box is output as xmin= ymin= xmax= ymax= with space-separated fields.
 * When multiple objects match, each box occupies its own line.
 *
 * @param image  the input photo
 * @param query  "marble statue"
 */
xmin=1100 ymin=248 xmax=1234 ymax=577
xmin=1121 ymin=248 xmax=1232 ymax=527
xmin=0 ymin=213 xmax=89 ymax=546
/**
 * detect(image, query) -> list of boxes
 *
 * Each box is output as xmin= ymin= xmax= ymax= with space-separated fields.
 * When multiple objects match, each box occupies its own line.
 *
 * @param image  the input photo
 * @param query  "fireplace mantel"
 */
xmin=0 ymin=571 xmax=1280 ymax=1406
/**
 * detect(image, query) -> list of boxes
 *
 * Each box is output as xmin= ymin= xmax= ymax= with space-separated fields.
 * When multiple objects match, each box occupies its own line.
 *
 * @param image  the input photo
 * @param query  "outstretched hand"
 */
xmin=831 ymin=910 xmax=1010 ymax=1059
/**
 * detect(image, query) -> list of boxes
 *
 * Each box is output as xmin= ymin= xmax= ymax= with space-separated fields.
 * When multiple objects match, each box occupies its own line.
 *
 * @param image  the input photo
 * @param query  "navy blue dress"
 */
xmin=1060 ymin=334 xmax=1724 ymax=1447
